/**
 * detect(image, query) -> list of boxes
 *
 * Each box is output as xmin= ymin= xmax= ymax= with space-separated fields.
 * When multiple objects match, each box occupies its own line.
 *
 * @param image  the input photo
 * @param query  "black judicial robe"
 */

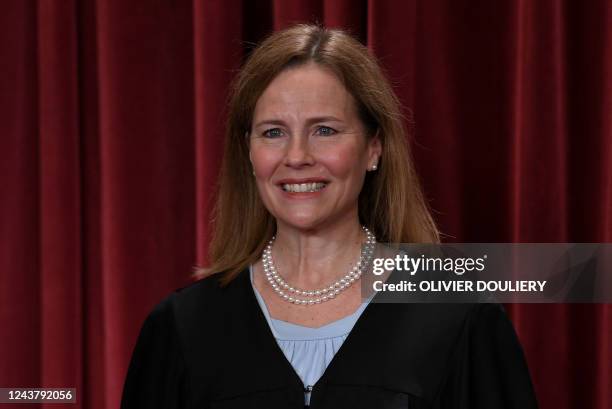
xmin=121 ymin=268 xmax=539 ymax=409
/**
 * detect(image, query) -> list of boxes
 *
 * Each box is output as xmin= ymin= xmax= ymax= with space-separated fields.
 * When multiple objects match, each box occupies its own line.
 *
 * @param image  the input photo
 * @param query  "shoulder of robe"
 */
xmin=150 ymin=269 xmax=250 ymax=369
xmin=328 ymin=303 xmax=501 ymax=403
xmin=163 ymin=269 xmax=248 ymax=327
xmin=425 ymin=303 xmax=538 ymax=409
xmin=122 ymin=272 xmax=249 ymax=409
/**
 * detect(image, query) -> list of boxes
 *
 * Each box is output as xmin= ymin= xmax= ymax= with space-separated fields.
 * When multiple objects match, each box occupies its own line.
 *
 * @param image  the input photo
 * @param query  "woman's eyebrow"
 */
xmin=306 ymin=116 xmax=344 ymax=124
xmin=253 ymin=119 xmax=287 ymax=128
xmin=253 ymin=116 xmax=344 ymax=128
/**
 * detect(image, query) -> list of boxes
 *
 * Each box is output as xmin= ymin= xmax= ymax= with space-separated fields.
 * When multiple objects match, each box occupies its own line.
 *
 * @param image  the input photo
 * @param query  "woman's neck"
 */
xmin=271 ymin=216 xmax=366 ymax=289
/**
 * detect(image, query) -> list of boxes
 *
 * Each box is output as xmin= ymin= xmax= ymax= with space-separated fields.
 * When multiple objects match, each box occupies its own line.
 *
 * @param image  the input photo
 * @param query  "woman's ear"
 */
xmin=368 ymin=132 xmax=382 ymax=170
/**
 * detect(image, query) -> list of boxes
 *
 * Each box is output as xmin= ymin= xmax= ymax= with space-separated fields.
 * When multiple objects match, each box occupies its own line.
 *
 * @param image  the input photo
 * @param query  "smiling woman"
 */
xmin=121 ymin=24 xmax=538 ymax=409
xmin=249 ymin=62 xmax=381 ymax=235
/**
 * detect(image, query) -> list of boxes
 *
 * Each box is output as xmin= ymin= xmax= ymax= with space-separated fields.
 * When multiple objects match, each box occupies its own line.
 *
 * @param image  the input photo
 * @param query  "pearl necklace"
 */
xmin=262 ymin=226 xmax=376 ymax=305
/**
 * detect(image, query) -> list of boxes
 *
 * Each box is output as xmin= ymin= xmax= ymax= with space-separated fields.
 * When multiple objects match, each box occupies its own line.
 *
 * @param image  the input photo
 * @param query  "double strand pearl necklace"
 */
xmin=262 ymin=226 xmax=376 ymax=305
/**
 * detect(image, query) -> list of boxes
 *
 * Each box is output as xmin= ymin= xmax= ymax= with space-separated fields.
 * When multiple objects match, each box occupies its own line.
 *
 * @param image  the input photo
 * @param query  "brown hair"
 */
xmin=201 ymin=24 xmax=439 ymax=285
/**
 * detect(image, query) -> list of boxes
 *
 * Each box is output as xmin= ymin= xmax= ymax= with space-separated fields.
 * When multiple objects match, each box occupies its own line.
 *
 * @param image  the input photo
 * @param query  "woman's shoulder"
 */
xmin=157 ymin=268 xmax=250 ymax=320
xmin=139 ymin=269 xmax=251 ymax=361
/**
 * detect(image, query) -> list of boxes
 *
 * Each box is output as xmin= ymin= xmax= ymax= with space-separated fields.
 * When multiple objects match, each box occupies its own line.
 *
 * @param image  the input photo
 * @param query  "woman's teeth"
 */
xmin=282 ymin=182 xmax=327 ymax=193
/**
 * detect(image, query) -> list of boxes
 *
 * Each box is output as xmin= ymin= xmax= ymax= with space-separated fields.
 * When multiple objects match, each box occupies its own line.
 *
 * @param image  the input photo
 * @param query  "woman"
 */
xmin=121 ymin=24 xmax=538 ymax=409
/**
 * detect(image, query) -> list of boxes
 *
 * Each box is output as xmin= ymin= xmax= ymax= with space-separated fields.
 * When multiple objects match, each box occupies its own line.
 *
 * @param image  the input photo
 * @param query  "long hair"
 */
xmin=201 ymin=24 xmax=439 ymax=286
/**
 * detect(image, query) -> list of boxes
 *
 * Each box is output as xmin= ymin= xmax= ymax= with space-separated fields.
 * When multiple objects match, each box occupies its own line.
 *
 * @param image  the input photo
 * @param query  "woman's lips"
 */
xmin=277 ymin=182 xmax=329 ymax=198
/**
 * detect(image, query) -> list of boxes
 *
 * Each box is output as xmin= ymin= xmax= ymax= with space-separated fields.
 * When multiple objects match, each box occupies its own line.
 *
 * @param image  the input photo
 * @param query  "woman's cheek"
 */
xmin=251 ymin=149 xmax=281 ymax=177
xmin=320 ymin=146 xmax=364 ymax=176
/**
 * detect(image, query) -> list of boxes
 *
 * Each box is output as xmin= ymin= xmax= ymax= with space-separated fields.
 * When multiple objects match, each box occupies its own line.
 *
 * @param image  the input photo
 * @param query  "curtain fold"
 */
xmin=1 ymin=0 xmax=42 ymax=396
xmin=37 ymin=3 xmax=83 ymax=409
xmin=0 ymin=1 xmax=610 ymax=408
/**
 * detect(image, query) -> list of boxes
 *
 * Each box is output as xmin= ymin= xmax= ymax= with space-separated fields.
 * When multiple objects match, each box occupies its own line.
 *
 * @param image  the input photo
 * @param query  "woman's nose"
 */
xmin=284 ymin=135 xmax=314 ymax=167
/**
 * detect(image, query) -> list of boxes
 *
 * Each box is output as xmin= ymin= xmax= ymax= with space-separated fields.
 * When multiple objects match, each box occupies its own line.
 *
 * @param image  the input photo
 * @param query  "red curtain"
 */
xmin=1 ymin=1 xmax=610 ymax=408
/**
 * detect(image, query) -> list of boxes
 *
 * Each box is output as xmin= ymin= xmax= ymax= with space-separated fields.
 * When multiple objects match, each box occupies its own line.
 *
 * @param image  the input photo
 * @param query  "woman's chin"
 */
xmin=275 ymin=215 xmax=327 ymax=232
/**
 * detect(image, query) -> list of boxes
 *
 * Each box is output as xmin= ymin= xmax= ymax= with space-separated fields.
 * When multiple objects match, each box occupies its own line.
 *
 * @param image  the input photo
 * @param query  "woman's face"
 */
xmin=249 ymin=63 xmax=381 ymax=232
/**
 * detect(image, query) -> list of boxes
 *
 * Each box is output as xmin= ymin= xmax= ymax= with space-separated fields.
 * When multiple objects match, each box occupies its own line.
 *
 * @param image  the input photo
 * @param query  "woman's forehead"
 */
xmin=253 ymin=64 xmax=358 ymax=123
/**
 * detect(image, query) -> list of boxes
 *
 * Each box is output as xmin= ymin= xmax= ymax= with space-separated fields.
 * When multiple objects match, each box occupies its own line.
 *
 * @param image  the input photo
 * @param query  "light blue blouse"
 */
xmin=249 ymin=266 xmax=372 ymax=406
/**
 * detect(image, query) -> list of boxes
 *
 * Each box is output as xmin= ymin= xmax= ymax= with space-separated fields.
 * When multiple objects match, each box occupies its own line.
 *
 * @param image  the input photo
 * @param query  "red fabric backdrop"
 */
xmin=1 ymin=1 xmax=610 ymax=408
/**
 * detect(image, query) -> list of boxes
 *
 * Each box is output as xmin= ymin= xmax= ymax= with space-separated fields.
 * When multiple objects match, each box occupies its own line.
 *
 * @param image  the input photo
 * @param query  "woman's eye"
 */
xmin=263 ymin=128 xmax=284 ymax=138
xmin=315 ymin=126 xmax=337 ymax=136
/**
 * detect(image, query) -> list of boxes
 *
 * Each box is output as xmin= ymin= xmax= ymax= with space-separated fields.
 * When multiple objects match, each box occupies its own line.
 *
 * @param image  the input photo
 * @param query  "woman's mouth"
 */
xmin=281 ymin=182 xmax=328 ymax=193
